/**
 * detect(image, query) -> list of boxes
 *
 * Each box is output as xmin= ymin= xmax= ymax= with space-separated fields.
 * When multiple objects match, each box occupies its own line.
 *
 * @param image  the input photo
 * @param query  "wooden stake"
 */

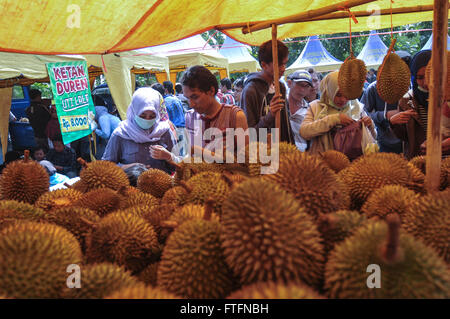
xmin=426 ymin=0 xmax=448 ymax=192
xmin=242 ymin=0 xmax=378 ymax=34
xmin=272 ymin=24 xmax=281 ymax=139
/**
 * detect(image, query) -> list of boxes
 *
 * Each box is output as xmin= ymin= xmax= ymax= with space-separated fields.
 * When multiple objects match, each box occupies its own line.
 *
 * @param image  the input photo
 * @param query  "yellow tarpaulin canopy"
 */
xmin=0 ymin=0 xmax=440 ymax=54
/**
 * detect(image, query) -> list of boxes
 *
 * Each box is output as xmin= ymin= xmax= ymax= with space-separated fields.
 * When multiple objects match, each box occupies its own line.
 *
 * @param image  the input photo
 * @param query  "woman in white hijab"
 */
xmin=300 ymin=70 xmax=376 ymax=154
xmin=102 ymin=87 xmax=177 ymax=174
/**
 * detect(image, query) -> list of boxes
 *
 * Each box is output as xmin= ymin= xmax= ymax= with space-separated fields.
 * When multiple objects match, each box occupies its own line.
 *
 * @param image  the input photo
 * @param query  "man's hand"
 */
xmin=389 ymin=109 xmax=417 ymax=125
xmin=269 ymin=94 xmax=285 ymax=115
xmin=149 ymin=145 xmax=172 ymax=161
xmin=360 ymin=116 xmax=374 ymax=128
xmin=339 ymin=114 xmax=355 ymax=126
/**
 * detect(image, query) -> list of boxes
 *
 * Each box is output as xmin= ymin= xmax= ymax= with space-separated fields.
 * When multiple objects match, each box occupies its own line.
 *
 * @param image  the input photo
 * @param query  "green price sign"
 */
xmin=46 ymin=61 xmax=95 ymax=145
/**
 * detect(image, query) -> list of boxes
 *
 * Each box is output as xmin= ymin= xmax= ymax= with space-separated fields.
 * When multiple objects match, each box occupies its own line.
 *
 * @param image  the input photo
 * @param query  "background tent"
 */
xmin=139 ymin=35 xmax=229 ymax=84
xmin=421 ymin=33 xmax=450 ymax=50
xmin=219 ymin=36 xmax=260 ymax=74
xmin=285 ymin=36 xmax=343 ymax=75
xmin=356 ymin=30 xmax=389 ymax=70
xmin=84 ymin=51 xmax=170 ymax=120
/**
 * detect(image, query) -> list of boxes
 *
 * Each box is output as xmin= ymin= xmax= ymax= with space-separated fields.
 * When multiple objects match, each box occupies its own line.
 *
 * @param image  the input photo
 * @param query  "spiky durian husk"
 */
xmin=157 ymin=218 xmax=234 ymax=298
xmin=79 ymin=160 xmax=129 ymax=192
xmin=141 ymin=204 xmax=177 ymax=244
xmin=227 ymin=281 xmax=324 ymax=299
xmin=265 ymin=152 xmax=350 ymax=219
xmin=62 ymin=263 xmax=139 ymax=299
xmin=0 ymin=200 xmax=45 ymax=231
xmin=137 ymin=168 xmax=173 ymax=198
xmin=168 ymin=204 xmax=220 ymax=225
xmin=121 ymin=191 xmax=160 ymax=210
xmin=325 ymin=220 xmax=450 ymax=298
xmin=425 ymin=51 xmax=450 ymax=95
xmin=338 ymin=153 xmax=412 ymax=210
xmin=221 ymin=178 xmax=325 ymax=289
xmin=409 ymin=156 xmax=426 ymax=174
xmin=317 ymin=210 xmax=367 ymax=255
xmin=137 ymin=262 xmax=159 ymax=286
xmin=406 ymin=162 xmax=426 ymax=194
xmin=105 ymin=283 xmax=179 ymax=299
xmin=361 ymin=185 xmax=420 ymax=222
xmin=441 ymin=157 xmax=450 ymax=190
xmin=377 ymin=52 xmax=411 ymax=104
xmin=318 ymin=150 xmax=351 ymax=173
xmin=35 ymin=189 xmax=83 ymax=211
xmin=338 ymin=56 xmax=367 ymax=100
xmin=71 ymin=179 xmax=88 ymax=193
xmin=73 ymin=188 xmax=125 ymax=217
xmin=402 ymin=192 xmax=450 ymax=263
xmin=185 ymin=171 xmax=230 ymax=215
xmin=0 ymin=159 xmax=49 ymax=204
xmin=43 ymin=206 xmax=100 ymax=253
xmin=85 ymin=212 xmax=159 ymax=274
xmin=0 ymin=221 xmax=82 ymax=298
xmin=161 ymin=185 xmax=189 ymax=206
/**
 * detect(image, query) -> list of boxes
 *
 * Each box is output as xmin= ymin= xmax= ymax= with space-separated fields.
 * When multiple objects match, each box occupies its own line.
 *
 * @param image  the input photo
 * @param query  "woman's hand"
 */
xmin=360 ymin=116 xmax=373 ymax=128
xmin=339 ymin=113 xmax=355 ymax=126
xmin=149 ymin=145 xmax=172 ymax=161
xmin=389 ymin=109 xmax=417 ymax=125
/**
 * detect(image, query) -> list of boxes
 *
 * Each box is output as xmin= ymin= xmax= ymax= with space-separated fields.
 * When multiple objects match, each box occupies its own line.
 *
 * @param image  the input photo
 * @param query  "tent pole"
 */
xmin=242 ymin=0 xmax=378 ymax=34
xmin=425 ymin=0 xmax=448 ymax=192
xmin=271 ymin=24 xmax=281 ymax=136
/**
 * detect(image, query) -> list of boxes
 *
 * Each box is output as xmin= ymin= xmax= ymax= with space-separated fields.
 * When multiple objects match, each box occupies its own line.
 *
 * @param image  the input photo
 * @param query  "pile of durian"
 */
xmin=0 ymin=146 xmax=448 ymax=299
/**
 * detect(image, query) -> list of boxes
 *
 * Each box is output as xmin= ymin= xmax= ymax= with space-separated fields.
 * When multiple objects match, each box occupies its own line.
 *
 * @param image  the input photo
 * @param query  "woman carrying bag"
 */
xmin=299 ymin=71 xmax=376 ymax=157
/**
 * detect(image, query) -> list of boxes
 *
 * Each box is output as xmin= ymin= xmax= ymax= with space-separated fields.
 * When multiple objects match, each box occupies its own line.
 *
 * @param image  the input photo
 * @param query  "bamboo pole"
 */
xmin=425 ymin=0 xmax=448 ymax=192
xmin=242 ymin=0 xmax=378 ymax=34
xmin=217 ymin=4 xmax=436 ymax=31
xmin=271 ymin=24 xmax=281 ymax=135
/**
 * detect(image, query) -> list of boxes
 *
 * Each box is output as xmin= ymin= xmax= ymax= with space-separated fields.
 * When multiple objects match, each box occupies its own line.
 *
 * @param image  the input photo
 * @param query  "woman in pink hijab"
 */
xmin=102 ymin=87 xmax=177 ymax=174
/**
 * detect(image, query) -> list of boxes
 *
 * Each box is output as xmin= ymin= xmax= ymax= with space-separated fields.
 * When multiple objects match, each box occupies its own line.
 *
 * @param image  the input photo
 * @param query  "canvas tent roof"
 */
xmin=0 ymin=0 xmax=439 ymax=54
xmin=421 ymin=33 xmax=450 ymax=50
xmin=286 ymin=36 xmax=343 ymax=74
xmin=219 ymin=36 xmax=260 ymax=74
xmin=356 ymin=30 xmax=389 ymax=70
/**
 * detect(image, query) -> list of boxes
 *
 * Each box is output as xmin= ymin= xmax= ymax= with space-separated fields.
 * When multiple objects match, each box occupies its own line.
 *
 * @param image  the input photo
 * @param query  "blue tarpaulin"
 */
xmin=356 ymin=30 xmax=388 ymax=69
xmin=421 ymin=33 xmax=450 ymax=51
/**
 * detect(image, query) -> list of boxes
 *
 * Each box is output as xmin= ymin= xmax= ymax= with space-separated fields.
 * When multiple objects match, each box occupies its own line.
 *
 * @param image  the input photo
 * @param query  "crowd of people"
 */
xmin=2 ymin=39 xmax=450 ymax=189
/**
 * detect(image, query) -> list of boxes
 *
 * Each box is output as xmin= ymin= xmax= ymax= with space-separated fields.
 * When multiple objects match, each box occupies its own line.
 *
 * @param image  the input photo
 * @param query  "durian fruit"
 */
xmin=402 ymin=192 xmax=449 ymax=263
xmin=361 ymin=185 xmax=420 ymax=222
xmin=265 ymin=152 xmax=350 ymax=219
xmin=317 ymin=210 xmax=367 ymax=254
xmin=227 ymin=281 xmax=324 ymax=299
xmin=425 ymin=51 xmax=449 ymax=97
xmin=78 ymin=159 xmax=130 ymax=192
xmin=62 ymin=263 xmax=139 ymax=299
xmin=377 ymin=51 xmax=411 ymax=104
xmin=440 ymin=157 xmax=450 ymax=190
xmin=164 ymin=204 xmax=220 ymax=228
xmin=137 ymin=168 xmax=173 ymax=198
xmin=409 ymin=156 xmax=426 ymax=174
xmin=142 ymin=204 xmax=177 ymax=244
xmin=221 ymin=178 xmax=325 ymax=289
xmin=35 ymin=189 xmax=83 ymax=211
xmin=73 ymin=188 xmax=125 ymax=217
xmin=105 ymin=283 xmax=179 ymax=299
xmin=121 ymin=190 xmax=160 ymax=210
xmin=406 ymin=162 xmax=426 ymax=194
xmin=71 ymin=179 xmax=88 ymax=193
xmin=43 ymin=206 xmax=100 ymax=253
xmin=85 ymin=211 xmax=159 ymax=274
xmin=338 ymin=55 xmax=367 ymax=99
xmin=157 ymin=205 xmax=235 ymax=298
xmin=338 ymin=153 xmax=412 ymax=210
xmin=137 ymin=262 xmax=159 ymax=286
xmin=161 ymin=184 xmax=189 ymax=207
xmin=0 ymin=150 xmax=49 ymax=204
xmin=325 ymin=215 xmax=450 ymax=298
xmin=318 ymin=150 xmax=350 ymax=173
xmin=0 ymin=200 xmax=45 ymax=231
xmin=184 ymin=171 xmax=230 ymax=215
xmin=221 ymin=171 xmax=249 ymax=190
xmin=0 ymin=221 xmax=83 ymax=298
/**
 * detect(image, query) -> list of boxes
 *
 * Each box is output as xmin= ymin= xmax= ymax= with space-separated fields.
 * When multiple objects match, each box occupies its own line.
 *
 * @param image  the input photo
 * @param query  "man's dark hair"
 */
xmin=4 ymin=150 xmax=21 ymax=164
xmin=233 ymin=77 xmax=245 ymax=89
xmin=51 ymin=134 xmax=63 ymax=144
xmin=163 ymin=81 xmax=175 ymax=94
xmin=151 ymin=83 xmax=165 ymax=96
xmin=220 ymin=78 xmax=232 ymax=90
xmin=123 ymin=163 xmax=148 ymax=187
xmin=258 ymin=40 xmax=289 ymax=65
xmin=181 ymin=65 xmax=218 ymax=95
xmin=175 ymin=83 xmax=183 ymax=94
xmin=29 ymin=89 xmax=42 ymax=100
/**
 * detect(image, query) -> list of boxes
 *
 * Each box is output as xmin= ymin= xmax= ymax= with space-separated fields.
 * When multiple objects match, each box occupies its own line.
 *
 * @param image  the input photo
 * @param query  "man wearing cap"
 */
xmin=361 ymin=50 xmax=412 ymax=154
xmin=286 ymin=70 xmax=313 ymax=151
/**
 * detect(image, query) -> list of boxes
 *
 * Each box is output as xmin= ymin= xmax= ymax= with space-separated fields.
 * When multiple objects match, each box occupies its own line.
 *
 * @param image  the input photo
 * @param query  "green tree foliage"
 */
xmin=30 ymin=82 xmax=52 ymax=99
